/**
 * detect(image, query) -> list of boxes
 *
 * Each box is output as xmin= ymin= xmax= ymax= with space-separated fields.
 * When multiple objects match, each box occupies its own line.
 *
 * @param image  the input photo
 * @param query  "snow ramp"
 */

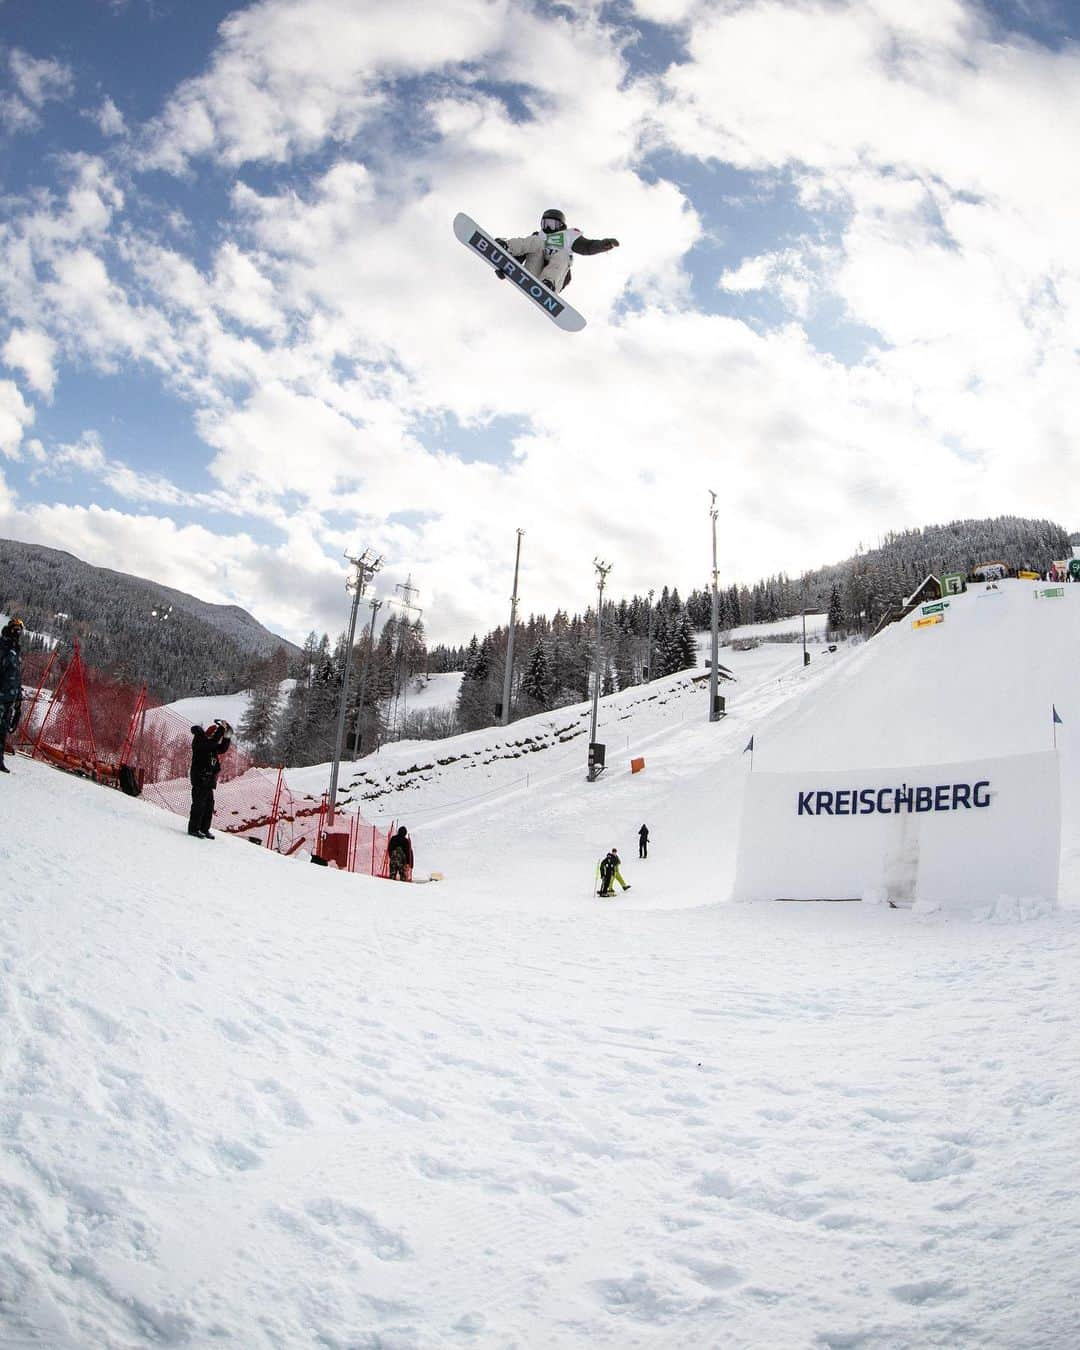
xmin=737 ymin=579 xmax=1076 ymax=909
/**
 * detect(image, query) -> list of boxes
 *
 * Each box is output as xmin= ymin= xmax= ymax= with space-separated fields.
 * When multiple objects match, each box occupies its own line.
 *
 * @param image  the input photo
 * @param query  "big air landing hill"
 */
xmin=2 ymin=582 xmax=1080 ymax=1347
xmin=736 ymin=578 xmax=1072 ymax=908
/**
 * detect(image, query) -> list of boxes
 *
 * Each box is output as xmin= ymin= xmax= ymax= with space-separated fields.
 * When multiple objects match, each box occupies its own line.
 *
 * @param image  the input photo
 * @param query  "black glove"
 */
xmin=495 ymin=238 xmax=508 ymax=248
xmin=602 ymin=238 xmax=619 ymax=250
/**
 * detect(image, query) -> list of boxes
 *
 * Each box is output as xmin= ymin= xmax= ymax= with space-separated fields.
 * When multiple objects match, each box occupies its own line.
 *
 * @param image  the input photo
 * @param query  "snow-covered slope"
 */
xmin=757 ymin=578 xmax=1077 ymax=770
xmin=726 ymin=612 xmax=828 ymax=643
xmin=4 ymin=595 xmax=1080 ymax=1348
xmin=292 ymin=642 xmax=831 ymax=910
xmin=402 ymin=670 xmax=463 ymax=711
xmin=160 ymin=681 xmax=296 ymax=736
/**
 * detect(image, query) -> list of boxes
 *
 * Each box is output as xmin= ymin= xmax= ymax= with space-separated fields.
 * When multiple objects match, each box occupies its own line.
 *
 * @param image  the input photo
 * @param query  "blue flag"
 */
xmin=1053 ymin=705 xmax=1063 ymax=725
xmin=744 ymin=735 xmax=754 ymax=753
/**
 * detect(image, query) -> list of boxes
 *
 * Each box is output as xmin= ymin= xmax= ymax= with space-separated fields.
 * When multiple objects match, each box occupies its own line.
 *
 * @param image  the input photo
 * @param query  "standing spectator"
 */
xmin=188 ymin=718 xmax=232 ymax=838
xmin=0 ymin=617 xmax=24 ymax=774
xmin=598 ymin=847 xmax=631 ymax=897
xmin=638 ymin=823 xmax=649 ymax=859
xmin=388 ymin=825 xmax=413 ymax=881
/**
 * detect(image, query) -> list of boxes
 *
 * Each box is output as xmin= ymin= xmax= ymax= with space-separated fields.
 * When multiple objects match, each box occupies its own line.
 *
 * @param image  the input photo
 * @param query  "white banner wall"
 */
xmin=733 ymin=751 xmax=1060 ymax=908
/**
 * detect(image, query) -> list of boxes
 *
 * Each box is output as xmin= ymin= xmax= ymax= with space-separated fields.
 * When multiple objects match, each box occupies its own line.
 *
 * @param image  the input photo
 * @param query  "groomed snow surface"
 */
xmin=3 ymin=585 xmax=1080 ymax=1348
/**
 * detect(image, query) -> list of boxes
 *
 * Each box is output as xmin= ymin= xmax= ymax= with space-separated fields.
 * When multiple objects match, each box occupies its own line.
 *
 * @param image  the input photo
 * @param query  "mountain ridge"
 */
xmin=0 ymin=537 xmax=301 ymax=702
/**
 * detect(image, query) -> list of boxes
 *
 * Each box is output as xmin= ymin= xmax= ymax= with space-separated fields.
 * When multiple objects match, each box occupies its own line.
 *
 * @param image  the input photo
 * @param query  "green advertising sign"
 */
xmin=921 ymin=601 xmax=949 ymax=616
xmin=1035 ymin=587 xmax=1065 ymax=600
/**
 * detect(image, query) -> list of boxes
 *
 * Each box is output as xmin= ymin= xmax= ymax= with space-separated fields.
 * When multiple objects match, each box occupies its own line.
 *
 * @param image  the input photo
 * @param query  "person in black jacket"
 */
xmin=598 ymin=848 xmax=631 ymax=897
xmin=638 ymin=823 xmax=649 ymax=859
xmin=388 ymin=825 xmax=413 ymax=881
xmin=188 ymin=718 xmax=232 ymax=838
xmin=496 ymin=208 xmax=619 ymax=294
xmin=0 ymin=617 xmax=24 ymax=774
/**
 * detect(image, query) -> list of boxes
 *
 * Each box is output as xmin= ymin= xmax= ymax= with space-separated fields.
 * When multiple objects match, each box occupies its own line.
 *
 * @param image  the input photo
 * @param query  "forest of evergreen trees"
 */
xmin=6 ymin=517 xmax=1068 ymax=767
xmin=248 ymin=614 xmax=430 ymax=768
xmin=0 ymin=538 xmax=300 ymax=702
xmin=260 ymin=515 xmax=1071 ymax=766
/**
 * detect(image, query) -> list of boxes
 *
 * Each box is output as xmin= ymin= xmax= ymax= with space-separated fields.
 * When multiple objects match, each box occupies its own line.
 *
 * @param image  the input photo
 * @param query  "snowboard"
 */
xmin=453 ymin=212 xmax=587 ymax=333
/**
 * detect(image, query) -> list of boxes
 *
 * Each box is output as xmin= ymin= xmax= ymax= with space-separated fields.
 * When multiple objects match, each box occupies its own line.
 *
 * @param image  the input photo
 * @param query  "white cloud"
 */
xmin=139 ymin=0 xmax=512 ymax=172
xmin=0 ymin=380 xmax=34 ymax=459
xmin=9 ymin=50 xmax=74 ymax=107
xmin=3 ymin=327 xmax=57 ymax=396
xmin=1 ymin=48 xmax=74 ymax=135
xmin=719 ymin=246 xmax=826 ymax=317
xmin=0 ymin=92 xmax=38 ymax=134
xmin=93 ymin=95 xmax=126 ymax=137
xmin=210 ymin=241 xmax=286 ymax=337
xmin=0 ymin=496 xmax=342 ymax=641
xmin=53 ymin=430 xmax=106 ymax=473
xmin=629 ymin=0 xmax=699 ymax=22
xmin=7 ymin=0 xmax=1080 ymax=646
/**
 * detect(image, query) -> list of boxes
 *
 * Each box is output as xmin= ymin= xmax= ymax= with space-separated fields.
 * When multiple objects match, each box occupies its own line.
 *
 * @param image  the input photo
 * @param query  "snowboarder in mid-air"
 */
xmin=495 ymin=209 xmax=619 ymax=294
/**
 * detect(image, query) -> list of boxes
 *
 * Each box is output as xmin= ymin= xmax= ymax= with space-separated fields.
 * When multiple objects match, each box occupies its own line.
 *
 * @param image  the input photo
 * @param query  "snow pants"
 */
xmin=599 ymin=865 xmax=629 ymax=895
xmin=0 ymin=699 xmax=15 ymax=765
xmin=504 ymin=235 xmax=572 ymax=292
xmin=188 ymin=778 xmax=215 ymax=835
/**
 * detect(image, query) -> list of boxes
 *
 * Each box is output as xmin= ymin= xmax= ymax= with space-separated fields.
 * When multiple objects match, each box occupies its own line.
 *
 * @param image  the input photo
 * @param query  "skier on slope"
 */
xmin=495 ymin=209 xmax=619 ymax=294
xmin=598 ymin=847 xmax=631 ymax=898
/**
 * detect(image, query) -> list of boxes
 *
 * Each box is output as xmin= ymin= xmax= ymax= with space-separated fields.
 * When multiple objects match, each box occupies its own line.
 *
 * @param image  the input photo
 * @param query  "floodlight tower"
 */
xmin=327 ymin=549 xmax=381 ymax=824
xmin=500 ymin=529 xmax=524 ymax=726
xmin=587 ymin=557 xmax=612 ymax=780
xmin=709 ymin=492 xmax=722 ymax=722
xmin=350 ymin=594 xmax=383 ymax=761
xmin=387 ymin=576 xmax=422 ymax=736
xmin=645 ymin=587 xmax=655 ymax=683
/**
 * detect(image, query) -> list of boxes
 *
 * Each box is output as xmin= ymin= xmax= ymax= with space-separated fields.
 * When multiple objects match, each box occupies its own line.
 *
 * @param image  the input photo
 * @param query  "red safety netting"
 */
xmin=10 ymin=642 xmax=394 ymax=877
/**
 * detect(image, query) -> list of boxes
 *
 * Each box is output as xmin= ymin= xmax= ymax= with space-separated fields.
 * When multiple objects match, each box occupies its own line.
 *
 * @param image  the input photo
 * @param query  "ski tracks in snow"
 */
xmin=3 ymin=721 xmax=1080 ymax=1346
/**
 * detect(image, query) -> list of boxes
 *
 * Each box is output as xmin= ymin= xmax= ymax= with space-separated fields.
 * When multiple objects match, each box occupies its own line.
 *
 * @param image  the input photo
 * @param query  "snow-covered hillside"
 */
xmin=726 ymin=612 xmax=829 ymax=643
xmin=159 ymin=681 xmax=296 ymax=735
xmin=291 ymin=642 xmax=825 ymax=908
xmin=3 ymin=584 xmax=1080 ymax=1347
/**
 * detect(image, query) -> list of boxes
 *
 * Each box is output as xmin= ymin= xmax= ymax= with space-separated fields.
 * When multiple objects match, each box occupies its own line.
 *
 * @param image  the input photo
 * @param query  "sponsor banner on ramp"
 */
xmin=734 ymin=750 xmax=1060 ymax=908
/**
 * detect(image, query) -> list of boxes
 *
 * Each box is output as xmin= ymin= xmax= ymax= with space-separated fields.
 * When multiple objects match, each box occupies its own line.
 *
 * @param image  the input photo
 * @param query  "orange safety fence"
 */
xmin=8 ymin=641 xmax=393 ymax=877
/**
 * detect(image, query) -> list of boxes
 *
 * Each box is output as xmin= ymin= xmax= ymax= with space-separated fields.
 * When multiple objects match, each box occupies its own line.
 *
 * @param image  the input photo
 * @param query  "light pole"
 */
xmin=500 ymin=528 xmax=524 ymax=726
xmin=588 ymin=557 xmax=612 ymax=780
xmin=350 ymin=594 xmax=383 ymax=760
xmin=801 ymin=575 xmax=809 ymax=667
xmin=645 ymin=587 xmax=654 ymax=683
xmin=386 ymin=576 xmax=422 ymax=738
xmin=328 ymin=549 xmax=381 ymax=824
xmin=709 ymin=492 xmax=721 ymax=722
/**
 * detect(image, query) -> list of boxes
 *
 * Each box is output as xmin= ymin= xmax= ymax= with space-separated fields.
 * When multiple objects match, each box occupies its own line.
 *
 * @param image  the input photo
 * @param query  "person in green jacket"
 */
xmin=598 ymin=848 xmax=631 ymax=897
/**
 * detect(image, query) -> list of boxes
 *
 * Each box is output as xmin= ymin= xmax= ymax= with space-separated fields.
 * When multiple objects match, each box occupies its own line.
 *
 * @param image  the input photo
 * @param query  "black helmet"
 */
xmin=541 ymin=208 xmax=566 ymax=232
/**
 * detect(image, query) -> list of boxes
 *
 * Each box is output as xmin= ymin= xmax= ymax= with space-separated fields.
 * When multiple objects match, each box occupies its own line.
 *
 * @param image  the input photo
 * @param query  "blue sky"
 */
xmin=3 ymin=0 xmax=1080 ymax=644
